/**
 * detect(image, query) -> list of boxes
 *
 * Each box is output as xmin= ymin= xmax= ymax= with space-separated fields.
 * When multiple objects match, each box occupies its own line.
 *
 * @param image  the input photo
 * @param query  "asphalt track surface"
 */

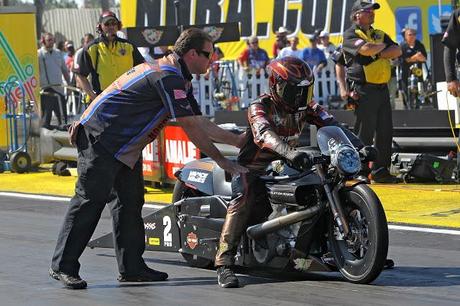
xmin=1 ymin=194 xmax=459 ymax=306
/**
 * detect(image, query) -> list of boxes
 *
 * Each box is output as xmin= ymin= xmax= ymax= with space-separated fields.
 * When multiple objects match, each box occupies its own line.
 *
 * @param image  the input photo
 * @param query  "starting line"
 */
xmin=1 ymin=191 xmax=459 ymax=235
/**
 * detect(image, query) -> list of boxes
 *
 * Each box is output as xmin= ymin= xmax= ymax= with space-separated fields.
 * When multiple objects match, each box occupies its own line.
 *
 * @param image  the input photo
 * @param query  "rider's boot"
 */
xmin=217 ymin=266 xmax=239 ymax=288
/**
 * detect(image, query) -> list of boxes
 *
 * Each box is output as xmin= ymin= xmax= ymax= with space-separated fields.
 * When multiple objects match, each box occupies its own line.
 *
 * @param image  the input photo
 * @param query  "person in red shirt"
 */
xmin=238 ymin=36 xmax=270 ymax=77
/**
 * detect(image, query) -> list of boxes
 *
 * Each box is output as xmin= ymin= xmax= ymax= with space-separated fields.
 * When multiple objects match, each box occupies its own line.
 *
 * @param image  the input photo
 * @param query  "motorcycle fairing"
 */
xmin=143 ymin=205 xmax=181 ymax=252
xmin=87 ymin=205 xmax=181 ymax=252
xmin=176 ymin=157 xmax=233 ymax=197
xmin=175 ymin=196 xmax=228 ymax=260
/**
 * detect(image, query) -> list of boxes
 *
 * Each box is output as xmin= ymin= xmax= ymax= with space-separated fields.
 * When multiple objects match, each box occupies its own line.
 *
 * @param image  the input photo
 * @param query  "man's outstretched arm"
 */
xmin=177 ymin=116 xmax=248 ymax=175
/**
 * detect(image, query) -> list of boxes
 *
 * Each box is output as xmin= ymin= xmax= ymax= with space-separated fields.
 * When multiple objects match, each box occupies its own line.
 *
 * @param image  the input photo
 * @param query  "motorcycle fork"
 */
xmin=316 ymin=166 xmax=350 ymax=237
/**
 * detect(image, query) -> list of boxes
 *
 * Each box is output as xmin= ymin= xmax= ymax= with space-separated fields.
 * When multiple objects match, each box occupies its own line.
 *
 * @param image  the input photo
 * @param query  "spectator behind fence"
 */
xmin=272 ymin=26 xmax=290 ymax=58
xmin=238 ymin=36 xmax=270 ymax=77
xmin=72 ymin=33 xmax=94 ymax=113
xmin=204 ymin=44 xmax=225 ymax=80
xmin=64 ymin=41 xmax=75 ymax=75
xmin=277 ymin=36 xmax=302 ymax=59
xmin=73 ymin=33 xmax=94 ymax=74
xmin=400 ymin=28 xmax=427 ymax=108
xmin=317 ymin=31 xmax=336 ymax=60
xmin=38 ymin=32 xmax=71 ymax=129
xmin=56 ymin=40 xmax=65 ymax=54
xmin=302 ymin=35 xmax=327 ymax=74
xmin=75 ymin=11 xmax=144 ymax=102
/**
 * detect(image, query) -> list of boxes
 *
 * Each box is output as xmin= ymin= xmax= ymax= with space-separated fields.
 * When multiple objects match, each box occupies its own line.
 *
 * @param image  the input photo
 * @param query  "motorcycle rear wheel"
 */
xmin=328 ymin=184 xmax=388 ymax=284
xmin=172 ymin=181 xmax=214 ymax=269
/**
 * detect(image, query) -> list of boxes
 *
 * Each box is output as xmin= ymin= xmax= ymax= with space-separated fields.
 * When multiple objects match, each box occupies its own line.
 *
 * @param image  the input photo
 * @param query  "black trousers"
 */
xmin=354 ymin=83 xmax=393 ymax=170
xmin=40 ymin=92 xmax=67 ymax=128
xmin=51 ymin=127 xmax=146 ymax=276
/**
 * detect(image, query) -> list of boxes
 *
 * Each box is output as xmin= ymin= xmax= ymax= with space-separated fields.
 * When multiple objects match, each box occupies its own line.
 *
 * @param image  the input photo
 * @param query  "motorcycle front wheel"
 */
xmin=172 ymin=181 xmax=214 ymax=269
xmin=328 ymin=184 xmax=388 ymax=284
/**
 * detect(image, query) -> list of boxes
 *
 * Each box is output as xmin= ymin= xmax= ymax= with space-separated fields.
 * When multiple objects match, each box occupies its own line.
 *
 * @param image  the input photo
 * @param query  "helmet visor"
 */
xmin=276 ymin=81 xmax=314 ymax=111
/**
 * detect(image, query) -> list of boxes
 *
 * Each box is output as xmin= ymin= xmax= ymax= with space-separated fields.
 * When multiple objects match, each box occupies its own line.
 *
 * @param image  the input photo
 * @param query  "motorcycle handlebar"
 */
xmin=260 ymin=155 xmax=329 ymax=182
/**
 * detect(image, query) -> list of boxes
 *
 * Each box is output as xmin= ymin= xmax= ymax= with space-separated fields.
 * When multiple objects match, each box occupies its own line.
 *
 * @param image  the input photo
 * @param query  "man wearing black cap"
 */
xmin=75 ymin=11 xmax=144 ymax=102
xmin=442 ymin=8 xmax=460 ymax=97
xmin=341 ymin=1 xmax=402 ymax=183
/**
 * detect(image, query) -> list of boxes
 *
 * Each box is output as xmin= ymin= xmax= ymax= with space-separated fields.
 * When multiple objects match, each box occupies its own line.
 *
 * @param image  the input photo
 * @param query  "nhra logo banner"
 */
xmin=121 ymin=0 xmax=355 ymax=58
xmin=121 ymin=0 xmax=452 ymax=59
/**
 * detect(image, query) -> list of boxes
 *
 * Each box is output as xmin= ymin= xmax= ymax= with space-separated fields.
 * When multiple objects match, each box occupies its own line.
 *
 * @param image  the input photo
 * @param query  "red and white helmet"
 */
xmin=267 ymin=56 xmax=315 ymax=113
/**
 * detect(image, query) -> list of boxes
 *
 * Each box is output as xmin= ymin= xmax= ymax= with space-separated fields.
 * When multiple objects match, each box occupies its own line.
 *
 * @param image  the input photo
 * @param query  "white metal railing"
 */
xmin=63 ymin=61 xmax=339 ymax=118
xmin=191 ymin=60 xmax=339 ymax=116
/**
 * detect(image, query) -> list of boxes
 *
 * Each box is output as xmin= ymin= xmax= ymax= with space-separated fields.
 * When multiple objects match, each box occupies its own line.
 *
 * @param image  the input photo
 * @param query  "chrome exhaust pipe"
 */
xmin=246 ymin=202 xmax=325 ymax=240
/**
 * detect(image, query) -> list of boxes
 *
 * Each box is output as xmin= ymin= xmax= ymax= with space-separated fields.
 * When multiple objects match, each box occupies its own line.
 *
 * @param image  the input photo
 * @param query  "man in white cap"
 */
xmin=318 ymin=30 xmax=336 ymax=59
xmin=272 ymin=26 xmax=290 ymax=58
xmin=277 ymin=36 xmax=302 ymax=59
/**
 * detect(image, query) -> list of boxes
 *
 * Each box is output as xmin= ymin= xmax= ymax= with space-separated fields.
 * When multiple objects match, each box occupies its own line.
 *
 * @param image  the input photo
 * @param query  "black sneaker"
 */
xmin=49 ymin=268 xmax=87 ymax=289
xmin=217 ymin=266 xmax=239 ymax=288
xmin=118 ymin=267 xmax=168 ymax=282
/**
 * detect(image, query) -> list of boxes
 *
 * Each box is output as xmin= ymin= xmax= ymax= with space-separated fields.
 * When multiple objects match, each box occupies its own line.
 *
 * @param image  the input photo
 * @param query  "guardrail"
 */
xmin=191 ymin=60 xmax=339 ymax=117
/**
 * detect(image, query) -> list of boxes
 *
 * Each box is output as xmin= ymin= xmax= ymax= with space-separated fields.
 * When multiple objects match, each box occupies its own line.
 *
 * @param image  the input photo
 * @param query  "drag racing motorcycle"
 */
xmin=90 ymin=126 xmax=389 ymax=284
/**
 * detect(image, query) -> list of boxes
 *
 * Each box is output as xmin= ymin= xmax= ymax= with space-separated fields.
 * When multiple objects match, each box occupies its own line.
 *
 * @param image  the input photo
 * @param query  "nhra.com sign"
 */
xmin=121 ymin=0 xmax=356 ymax=58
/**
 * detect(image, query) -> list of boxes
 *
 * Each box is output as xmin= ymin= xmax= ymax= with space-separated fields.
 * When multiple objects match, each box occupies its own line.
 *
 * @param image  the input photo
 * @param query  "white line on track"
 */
xmin=0 ymin=192 xmax=71 ymax=202
xmin=0 ymin=192 xmax=165 ymax=210
xmin=1 ymin=191 xmax=460 ymax=235
xmin=388 ymin=224 xmax=460 ymax=236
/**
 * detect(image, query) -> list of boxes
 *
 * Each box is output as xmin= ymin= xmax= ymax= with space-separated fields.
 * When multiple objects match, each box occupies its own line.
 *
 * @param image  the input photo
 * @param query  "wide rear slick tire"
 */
xmin=172 ymin=181 xmax=214 ymax=269
xmin=329 ymin=184 xmax=389 ymax=284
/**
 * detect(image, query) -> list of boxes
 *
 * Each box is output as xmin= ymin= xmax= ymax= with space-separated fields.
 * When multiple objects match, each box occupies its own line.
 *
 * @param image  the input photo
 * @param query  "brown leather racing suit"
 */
xmin=214 ymin=94 xmax=340 ymax=266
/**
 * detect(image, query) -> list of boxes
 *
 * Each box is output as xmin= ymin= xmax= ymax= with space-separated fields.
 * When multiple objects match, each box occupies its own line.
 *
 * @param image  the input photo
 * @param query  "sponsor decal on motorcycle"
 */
xmin=144 ymin=222 xmax=156 ymax=230
xmin=163 ymin=216 xmax=173 ymax=247
xmin=187 ymin=170 xmax=209 ymax=183
xmin=148 ymin=237 xmax=160 ymax=246
xmin=293 ymin=257 xmax=313 ymax=271
xmin=186 ymin=232 xmax=198 ymax=249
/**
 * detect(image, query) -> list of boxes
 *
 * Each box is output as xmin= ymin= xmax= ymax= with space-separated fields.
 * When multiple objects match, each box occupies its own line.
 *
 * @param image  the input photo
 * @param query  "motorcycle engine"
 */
xmin=251 ymin=204 xmax=301 ymax=265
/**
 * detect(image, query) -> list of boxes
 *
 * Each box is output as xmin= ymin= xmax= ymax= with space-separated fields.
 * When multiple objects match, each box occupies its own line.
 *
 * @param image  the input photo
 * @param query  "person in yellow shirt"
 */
xmin=341 ymin=1 xmax=402 ymax=183
xmin=75 ymin=11 xmax=144 ymax=101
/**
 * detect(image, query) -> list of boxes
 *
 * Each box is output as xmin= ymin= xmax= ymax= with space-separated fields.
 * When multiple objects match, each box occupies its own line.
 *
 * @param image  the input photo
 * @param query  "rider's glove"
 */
xmin=285 ymin=150 xmax=314 ymax=171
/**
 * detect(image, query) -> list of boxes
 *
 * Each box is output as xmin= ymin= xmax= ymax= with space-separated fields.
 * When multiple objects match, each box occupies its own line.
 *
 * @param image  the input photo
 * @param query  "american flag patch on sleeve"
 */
xmin=173 ymin=89 xmax=187 ymax=99
xmin=354 ymin=39 xmax=364 ymax=46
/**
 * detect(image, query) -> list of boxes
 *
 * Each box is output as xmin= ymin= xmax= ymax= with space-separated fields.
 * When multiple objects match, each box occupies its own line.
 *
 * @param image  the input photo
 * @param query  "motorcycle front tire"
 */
xmin=328 ymin=184 xmax=389 ymax=284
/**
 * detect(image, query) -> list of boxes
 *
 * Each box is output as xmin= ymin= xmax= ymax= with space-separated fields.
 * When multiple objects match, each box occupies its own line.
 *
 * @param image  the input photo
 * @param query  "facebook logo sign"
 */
xmin=395 ymin=7 xmax=422 ymax=43
xmin=428 ymin=5 xmax=452 ymax=34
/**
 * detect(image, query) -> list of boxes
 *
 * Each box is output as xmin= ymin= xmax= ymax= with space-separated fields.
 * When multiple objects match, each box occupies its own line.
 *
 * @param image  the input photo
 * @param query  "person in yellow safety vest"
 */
xmin=341 ymin=1 xmax=402 ymax=183
xmin=74 ymin=11 xmax=144 ymax=102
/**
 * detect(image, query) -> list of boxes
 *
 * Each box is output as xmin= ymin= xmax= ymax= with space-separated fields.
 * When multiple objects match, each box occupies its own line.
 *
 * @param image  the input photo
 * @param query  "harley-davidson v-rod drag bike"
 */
xmin=90 ymin=126 xmax=389 ymax=284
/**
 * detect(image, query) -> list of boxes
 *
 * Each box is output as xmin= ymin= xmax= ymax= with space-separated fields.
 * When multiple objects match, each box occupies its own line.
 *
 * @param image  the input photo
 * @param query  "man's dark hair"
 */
xmin=173 ymin=28 xmax=212 ymax=56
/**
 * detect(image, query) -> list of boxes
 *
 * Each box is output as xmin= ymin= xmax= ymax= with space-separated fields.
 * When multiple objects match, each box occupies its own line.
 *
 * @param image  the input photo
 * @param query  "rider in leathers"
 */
xmin=215 ymin=57 xmax=358 ymax=288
